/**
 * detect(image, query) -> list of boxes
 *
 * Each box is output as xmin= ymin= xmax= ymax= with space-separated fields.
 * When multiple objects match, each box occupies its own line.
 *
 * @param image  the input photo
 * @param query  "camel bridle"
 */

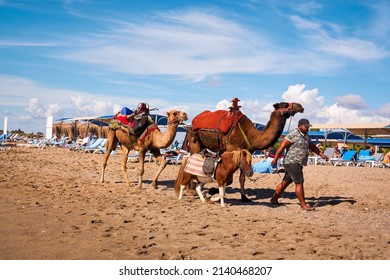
xmin=276 ymin=102 xmax=294 ymax=120
xmin=167 ymin=116 xmax=182 ymax=126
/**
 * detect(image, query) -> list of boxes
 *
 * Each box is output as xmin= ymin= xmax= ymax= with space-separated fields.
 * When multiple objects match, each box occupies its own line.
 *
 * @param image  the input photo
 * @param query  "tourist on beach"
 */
xmin=133 ymin=103 xmax=153 ymax=137
xmin=270 ymin=118 xmax=329 ymax=210
xmin=383 ymin=151 xmax=390 ymax=164
xmin=333 ymin=145 xmax=341 ymax=158
xmin=81 ymin=132 xmax=92 ymax=146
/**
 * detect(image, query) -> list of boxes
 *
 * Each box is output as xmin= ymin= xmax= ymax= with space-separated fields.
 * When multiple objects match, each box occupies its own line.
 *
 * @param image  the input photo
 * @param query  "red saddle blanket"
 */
xmin=139 ymin=123 xmax=159 ymax=142
xmin=192 ymin=110 xmax=244 ymax=134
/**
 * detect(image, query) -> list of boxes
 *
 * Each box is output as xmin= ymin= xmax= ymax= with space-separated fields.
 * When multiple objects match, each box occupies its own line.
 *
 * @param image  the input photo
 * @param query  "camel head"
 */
xmin=166 ymin=110 xmax=188 ymax=125
xmin=273 ymin=102 xmax=304 ymax=119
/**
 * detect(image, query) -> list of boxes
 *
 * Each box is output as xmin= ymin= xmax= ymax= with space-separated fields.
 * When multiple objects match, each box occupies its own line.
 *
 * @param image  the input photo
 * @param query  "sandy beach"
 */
xmin=0 ymin=146 xmax=389 ymax=260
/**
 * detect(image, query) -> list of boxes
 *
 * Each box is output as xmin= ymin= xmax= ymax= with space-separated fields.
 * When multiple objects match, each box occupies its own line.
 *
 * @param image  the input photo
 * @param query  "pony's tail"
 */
xmin=174 ymin=158 xmax=188 ymax=196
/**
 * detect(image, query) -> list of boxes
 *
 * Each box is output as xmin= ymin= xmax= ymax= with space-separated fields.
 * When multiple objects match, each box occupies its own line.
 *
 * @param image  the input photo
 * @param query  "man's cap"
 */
xmin=298 ymin=118 xmax=311 ymax=127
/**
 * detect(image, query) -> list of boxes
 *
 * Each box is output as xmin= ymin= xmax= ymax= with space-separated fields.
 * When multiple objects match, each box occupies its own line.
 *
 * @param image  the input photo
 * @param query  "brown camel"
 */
xmin=187 ymin=101 xmax=304 ymax=201
xmin=101 ymin=110 xmax=188 ymax=189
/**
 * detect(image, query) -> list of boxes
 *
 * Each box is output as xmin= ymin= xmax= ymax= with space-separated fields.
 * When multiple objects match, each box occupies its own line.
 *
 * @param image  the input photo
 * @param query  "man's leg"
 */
xmin=271 ymin=180 xmax=290 ymax=204
xmin=295 ymin=183 xmax=312 ymax=210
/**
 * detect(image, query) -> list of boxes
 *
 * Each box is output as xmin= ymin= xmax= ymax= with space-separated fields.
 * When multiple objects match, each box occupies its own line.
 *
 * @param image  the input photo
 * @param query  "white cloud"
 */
xmin=323 ymin=103 xmax=389 ymax=124
xmin=293 ymin=1 xmax=322 ymax=15
xmin=315 ymin=36 xmax=390 ymax=61
xmin=367 ymin=1 xmax=390 ymax=40
xmin=334 ymin=94 xmax=367 ymax=109
xmin=289 ymin=15 xmax=322 ymax=31
xmin=25 ymin=98 xmax=62 ymax=119
xmin=279 ymin=84 xmax=326 ymax=122
xmin=227 ymin=84 xmax=390 ymax=126
xmin=290 ymin=15 xmax=390 ymax=61
xmin=215 ymin=99 xmax=230 ymax=111
xmin=278 ymin=85 xmax=390 ymax=125
xmin=58 ymin=8 xmax=352 ymax=80
xmin=69 ymin=96 xmax=118 ymax=116
xmin=379 ymin=103 xmax=390 ymax=118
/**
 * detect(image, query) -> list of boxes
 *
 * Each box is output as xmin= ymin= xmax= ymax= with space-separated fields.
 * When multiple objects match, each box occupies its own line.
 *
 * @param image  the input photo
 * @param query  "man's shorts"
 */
xmin=282 ymin=163 xmax=304 ymax=184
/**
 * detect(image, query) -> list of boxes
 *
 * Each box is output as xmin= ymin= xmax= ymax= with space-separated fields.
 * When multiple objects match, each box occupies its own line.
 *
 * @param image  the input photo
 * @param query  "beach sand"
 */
xmin=0 ymin=147 xmax=389 ymax=260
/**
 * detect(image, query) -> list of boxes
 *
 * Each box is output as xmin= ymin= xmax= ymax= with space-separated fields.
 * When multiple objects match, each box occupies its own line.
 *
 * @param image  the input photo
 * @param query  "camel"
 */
xmin=186 ymin=101 xmax=304 ymax=201
xmin=101 ymin=110 xmax=188 ymax=189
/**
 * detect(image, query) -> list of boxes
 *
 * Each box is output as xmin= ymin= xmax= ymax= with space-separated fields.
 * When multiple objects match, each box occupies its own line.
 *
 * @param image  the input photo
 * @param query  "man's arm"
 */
xmin=309 ymin=142 xmax=328 ymax=160
xmin=271 ymin=138 xmax=291 ymax=166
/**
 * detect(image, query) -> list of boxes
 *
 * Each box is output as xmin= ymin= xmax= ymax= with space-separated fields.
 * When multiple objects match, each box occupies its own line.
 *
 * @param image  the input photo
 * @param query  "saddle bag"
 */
xmin=203 ymin=157 xmax=216 ymax=177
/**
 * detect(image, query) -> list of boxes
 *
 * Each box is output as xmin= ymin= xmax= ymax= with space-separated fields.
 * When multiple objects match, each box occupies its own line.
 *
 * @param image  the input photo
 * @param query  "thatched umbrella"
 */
xmin=77 ymin=122 xmax=99 ymax=138
xmin=52 ymin=122 xmax=74 ymax=139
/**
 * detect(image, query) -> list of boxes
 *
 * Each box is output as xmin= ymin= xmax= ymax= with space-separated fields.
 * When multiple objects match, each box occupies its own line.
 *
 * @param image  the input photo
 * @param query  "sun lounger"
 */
xmin=331 ymin=150 xmax=358 ymax=166
xmin=82 ymin=138 xmax=107 ymax=153
xmin=317 ymin=148 xmax=335 ymax=165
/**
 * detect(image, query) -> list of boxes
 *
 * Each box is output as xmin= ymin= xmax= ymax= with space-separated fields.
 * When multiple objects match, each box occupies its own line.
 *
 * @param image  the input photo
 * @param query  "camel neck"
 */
xmin=246 ymin=111 xmax=286 ymax=150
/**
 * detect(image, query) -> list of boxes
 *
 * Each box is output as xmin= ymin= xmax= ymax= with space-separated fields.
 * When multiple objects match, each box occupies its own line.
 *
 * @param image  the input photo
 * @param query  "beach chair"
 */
xmin=317 ymin=147 xmax=335 ymax=165
xmin=355 ymin=149 xmax=375 ymax=167
xmin=32 ymin=138 xmax=50 ymax=149
xmin=166 ymin=152 xmax=187 ymax=165
xmin=365 ymin=152 xmax=384 ymax=168
xmin=127 ymin=150 xmax=139 ymax=162
xmin=52 ymin=135 xmax=69 ymax=147
xmin=252 ymin=150 xmax=265 ymax=159
xmin=331 ymin=150 xmax=357 ymax=166
xmin=82 ymin=138 xmax=107 ymax=153
xmin=127 ymin=151 xmax=154 ymax=162
xmin=17 ymin=137 xmax=48 ymax=149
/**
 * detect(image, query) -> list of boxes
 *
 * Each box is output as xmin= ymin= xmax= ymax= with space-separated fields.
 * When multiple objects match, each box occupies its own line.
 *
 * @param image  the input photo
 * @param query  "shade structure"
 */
xmin=311 ymin=123 xmax=390 ymax=147
xmin=311 ymin=123 xmax=390 ymax=136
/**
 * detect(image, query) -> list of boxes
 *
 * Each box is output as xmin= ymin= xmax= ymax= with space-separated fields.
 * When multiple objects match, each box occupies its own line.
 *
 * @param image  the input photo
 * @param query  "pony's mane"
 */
xmin=227 ymin=149 xmax=246 ymax=167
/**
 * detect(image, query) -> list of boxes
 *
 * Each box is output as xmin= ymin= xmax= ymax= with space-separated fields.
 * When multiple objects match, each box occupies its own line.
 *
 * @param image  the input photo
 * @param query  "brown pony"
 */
xmin=175 ymin=149 xmax=253 ymax=207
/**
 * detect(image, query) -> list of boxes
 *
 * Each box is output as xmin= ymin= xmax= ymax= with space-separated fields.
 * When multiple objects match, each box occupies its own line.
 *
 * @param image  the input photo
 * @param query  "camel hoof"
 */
xmin=151 ymin=182 xmax=158 ymax=189
xmin=241 ymin=194 xmax=252 ymax=202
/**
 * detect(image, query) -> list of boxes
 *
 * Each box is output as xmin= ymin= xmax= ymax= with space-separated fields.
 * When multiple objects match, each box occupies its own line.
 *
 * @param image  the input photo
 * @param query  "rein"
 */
xmin=237 ymin=122 xmax=253 ymax=152
xmin=276 ymin=102 xmax=295 ymax=132
xmin=247 ymin=172 xmax=282 ymax=182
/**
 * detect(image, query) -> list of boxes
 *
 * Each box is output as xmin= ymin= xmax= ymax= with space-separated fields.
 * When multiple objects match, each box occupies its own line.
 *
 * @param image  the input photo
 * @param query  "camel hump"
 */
xmin=192 ymin=110 xmax=244 ymax=134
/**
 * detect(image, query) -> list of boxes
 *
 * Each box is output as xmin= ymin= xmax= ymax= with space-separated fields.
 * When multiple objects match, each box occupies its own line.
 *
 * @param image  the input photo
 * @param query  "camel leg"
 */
xmin=120 ymin=145 xmax=133 ymax=187
xmin=101 ymin=131 xmax=118 ymax=183
xmin=195 ymin=183 xmax=206 ymax=203
xmin=150 ymin=150 xmax=166 ymax=189
xmin=101 ymin=150 xmax=110 ymax=183
xmin=137 ymin=149 xmax=146 ymax=190
xmin=239 ymin=170 xmax=251 ymax=202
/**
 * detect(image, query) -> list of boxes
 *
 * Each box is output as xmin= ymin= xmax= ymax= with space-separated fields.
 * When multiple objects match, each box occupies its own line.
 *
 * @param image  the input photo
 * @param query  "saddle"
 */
xmin=192 ymin=110 xmax=244 ymax=134
xmin=109 ymin=119 xmax=159 ymax=142
xmin=138 ymin=123 xmax=159 ymax=142
xmin=109 ymin=119 xmax=134 ymax=134
xmin=184 ymin=149 xmax=221 ymax=177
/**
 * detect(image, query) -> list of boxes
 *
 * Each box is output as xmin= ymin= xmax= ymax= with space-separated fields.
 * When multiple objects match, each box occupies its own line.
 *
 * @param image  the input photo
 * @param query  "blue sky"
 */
xmin=1 ymin=0 xmax=390 ymax=133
